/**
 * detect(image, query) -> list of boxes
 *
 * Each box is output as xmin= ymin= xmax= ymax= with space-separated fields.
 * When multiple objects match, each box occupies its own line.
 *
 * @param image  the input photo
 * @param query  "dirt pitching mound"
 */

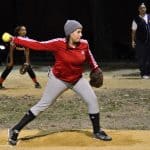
xmin=0 ymin=129 xmax=150 ymax=150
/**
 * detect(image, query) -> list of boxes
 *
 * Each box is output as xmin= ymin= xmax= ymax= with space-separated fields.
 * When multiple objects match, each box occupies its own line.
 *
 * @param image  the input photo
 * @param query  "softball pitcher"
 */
xmin=7 ymin=20 xmax=112 ymax=145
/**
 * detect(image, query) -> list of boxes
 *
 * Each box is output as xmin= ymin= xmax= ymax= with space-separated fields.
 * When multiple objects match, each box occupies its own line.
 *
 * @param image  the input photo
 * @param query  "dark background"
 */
xmin=0 ymin=0 xmax=150 ymax=64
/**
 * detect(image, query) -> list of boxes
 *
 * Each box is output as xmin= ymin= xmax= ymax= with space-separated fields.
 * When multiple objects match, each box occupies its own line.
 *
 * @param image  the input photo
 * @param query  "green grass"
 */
xmin=0 ymin=89 xmax=150 ymax=130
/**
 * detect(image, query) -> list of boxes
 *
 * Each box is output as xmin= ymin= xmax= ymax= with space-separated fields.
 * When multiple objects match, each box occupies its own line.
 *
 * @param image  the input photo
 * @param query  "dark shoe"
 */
xmin=8 ymin=128 xmax=19 ymax=145
xmin=94 ymin=130 xmax=112 ymax=141
xmin=35 ymin=82 xmax=41 ymax=88
xmin=0 ymin=83 xmax=5 ymax=89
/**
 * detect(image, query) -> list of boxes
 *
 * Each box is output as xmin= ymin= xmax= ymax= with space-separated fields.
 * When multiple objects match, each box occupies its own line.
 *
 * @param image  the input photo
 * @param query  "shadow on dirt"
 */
xmin=19 ymin=130 xmax=92 ymax=141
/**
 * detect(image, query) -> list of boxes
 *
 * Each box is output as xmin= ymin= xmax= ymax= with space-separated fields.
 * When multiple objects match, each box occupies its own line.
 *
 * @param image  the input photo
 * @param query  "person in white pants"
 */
xmin=8 ymin=20 xmax=112 ymax=145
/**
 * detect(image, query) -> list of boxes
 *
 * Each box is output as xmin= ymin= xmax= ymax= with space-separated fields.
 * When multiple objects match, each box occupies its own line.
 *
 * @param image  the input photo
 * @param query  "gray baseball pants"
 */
xmin=30 ymin=71 xmax=99 ymax=116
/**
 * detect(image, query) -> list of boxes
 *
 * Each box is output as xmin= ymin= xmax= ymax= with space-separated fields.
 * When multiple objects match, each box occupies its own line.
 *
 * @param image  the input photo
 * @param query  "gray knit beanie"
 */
xmin=64 ymin=20 xmax=83 ymax=36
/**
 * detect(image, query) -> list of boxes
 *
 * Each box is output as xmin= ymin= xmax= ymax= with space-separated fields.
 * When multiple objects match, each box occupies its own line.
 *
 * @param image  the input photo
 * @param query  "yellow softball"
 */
xmin=2 ymin=32 xmax=12 ymax=42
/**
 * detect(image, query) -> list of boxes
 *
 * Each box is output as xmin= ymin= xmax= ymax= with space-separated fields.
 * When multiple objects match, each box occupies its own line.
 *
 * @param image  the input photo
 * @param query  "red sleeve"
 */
xmin=13 ymin=37 xmax=58 ymax=52
xmin=86 ymin=44 xmax=99 ymax=71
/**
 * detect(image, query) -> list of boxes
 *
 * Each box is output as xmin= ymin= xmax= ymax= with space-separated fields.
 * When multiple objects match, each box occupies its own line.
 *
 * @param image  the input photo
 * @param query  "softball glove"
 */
xmin=89 ymin=68 xmax=103 ymax=88
xmin=19 ymin=63 xmax=29 ymax=75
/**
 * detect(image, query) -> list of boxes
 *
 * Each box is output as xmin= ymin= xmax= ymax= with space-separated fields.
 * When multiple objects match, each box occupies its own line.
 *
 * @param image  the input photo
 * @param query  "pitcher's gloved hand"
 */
xmin=19 ymin=63 xmax=29 ymax=75
xmin=89 ymin=68 xmax=103 ymax=88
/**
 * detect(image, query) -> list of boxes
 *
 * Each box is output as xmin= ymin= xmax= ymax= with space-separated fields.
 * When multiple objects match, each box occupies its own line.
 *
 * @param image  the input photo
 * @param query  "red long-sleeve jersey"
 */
xmin=13 ymin=37 xmax=99 ymax=83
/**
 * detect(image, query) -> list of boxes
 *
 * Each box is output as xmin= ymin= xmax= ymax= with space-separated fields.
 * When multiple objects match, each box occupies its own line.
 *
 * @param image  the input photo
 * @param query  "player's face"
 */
xmin=70 ymin=28 xmax=82 ymax=43
xmin=138 ymin=6 xmax=147 ymax=14
xmin=18 ymin=26 xmax=27 ymax=37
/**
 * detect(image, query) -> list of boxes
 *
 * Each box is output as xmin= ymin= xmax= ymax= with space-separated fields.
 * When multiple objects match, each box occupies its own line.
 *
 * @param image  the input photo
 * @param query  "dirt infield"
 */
xmin=0 ymin=66 xmax=150 ymax=149
xmin=1 ymin=66 xmax=150 ymax=97
xmin=0 ymin=129 xmax=150 ymax=150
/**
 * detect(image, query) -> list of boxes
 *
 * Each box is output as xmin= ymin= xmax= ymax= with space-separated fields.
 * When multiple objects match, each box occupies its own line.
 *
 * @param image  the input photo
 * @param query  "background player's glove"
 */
xmin=89 ymin=68 xmax=103 ymax=88
xmin=19 ymin=63 xmax=29 ymax=75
